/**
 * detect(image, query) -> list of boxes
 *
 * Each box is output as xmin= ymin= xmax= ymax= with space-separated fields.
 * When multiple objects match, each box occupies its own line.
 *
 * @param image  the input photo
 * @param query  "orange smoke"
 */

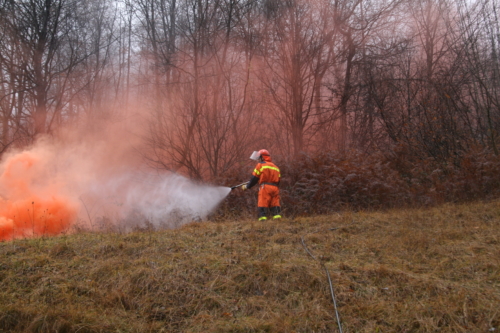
xmin=0 ymin=148 xmax=78 ymax=241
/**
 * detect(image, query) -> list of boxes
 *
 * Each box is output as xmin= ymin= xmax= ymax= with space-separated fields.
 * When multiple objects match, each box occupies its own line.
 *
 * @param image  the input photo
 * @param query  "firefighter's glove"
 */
xmin=241 ymin=185 xmax=247 ymax=191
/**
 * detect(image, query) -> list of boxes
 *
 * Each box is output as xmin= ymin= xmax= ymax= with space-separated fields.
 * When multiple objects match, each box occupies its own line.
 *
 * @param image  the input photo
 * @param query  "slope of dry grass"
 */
xmin=0 ymin=200 xmax=499 ymax=332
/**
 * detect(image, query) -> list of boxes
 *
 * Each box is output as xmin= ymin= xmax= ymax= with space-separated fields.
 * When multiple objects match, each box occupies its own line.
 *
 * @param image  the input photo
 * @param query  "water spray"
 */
xmin=0 ymin=138 xmax=237 ymax=239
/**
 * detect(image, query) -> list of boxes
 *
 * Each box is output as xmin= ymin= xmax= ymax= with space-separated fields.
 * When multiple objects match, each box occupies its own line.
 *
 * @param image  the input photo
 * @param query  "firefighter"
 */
xmin=242 ymin=149 xmax=281 ymax=220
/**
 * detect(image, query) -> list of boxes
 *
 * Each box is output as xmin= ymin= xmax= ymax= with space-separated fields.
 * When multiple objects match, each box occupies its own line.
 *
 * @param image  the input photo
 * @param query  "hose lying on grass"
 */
xmin=301 ymin=235 xmax=343 ymax=333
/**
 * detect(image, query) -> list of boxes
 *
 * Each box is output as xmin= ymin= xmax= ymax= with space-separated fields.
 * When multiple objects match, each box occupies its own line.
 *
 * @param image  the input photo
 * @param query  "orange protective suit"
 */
xmin=246 ymin=153 xmax=281 ymax=220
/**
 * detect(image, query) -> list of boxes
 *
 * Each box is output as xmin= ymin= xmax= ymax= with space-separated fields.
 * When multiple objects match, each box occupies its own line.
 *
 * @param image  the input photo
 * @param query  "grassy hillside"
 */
xmin=0 ymin=201 xmax=499 ymax=333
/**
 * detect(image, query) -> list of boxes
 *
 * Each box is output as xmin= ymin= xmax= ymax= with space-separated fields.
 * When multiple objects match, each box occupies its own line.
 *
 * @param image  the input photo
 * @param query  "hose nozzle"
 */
xmin=230 ymin=182 xmax=247 ymax=190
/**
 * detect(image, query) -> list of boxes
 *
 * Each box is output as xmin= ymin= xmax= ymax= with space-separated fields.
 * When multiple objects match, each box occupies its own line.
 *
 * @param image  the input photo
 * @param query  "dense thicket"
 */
xmin=216 ymin=146 xmax=500 ymax=218
xmin=1 ymin=0 xmax=499 ymax=211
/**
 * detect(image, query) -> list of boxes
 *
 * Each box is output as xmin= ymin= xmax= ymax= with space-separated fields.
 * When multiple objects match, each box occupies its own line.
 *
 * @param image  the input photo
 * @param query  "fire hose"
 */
xmin=301 ymin=235 xmax=343 ymax=333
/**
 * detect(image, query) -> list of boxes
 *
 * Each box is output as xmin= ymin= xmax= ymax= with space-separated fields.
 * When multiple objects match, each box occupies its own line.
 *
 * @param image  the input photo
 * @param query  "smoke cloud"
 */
xmin=0 ymin=125 xmax=231 ymax=241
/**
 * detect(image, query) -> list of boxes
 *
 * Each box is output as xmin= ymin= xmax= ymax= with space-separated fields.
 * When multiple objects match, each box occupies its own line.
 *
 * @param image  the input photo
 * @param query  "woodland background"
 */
xmin=1 ymin=0 xmax=500 ymax=218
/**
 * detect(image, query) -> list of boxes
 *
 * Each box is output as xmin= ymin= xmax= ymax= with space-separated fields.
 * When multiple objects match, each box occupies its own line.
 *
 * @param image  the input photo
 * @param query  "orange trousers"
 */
xmin=258 ymin=184 xmax=280 ymax=208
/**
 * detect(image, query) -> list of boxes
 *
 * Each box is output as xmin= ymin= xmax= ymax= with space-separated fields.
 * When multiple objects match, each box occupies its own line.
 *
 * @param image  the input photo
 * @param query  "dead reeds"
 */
xmin=0 ymin=200 xmax=498 ymax=332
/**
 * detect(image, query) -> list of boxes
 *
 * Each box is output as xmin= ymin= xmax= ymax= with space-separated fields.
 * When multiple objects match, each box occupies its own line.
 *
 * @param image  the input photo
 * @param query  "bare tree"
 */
xmin=0 ymin=0 xmax=97 ymax=139
xmin=75 ymin=0 xmax=124 ymax=126
xmin=259 ymin=0 xmax=341 ymax=158
xmin=453 ymin=0 xmax=500 ymax=154
xmin=141 ymin=0 xmax=263 ymax=179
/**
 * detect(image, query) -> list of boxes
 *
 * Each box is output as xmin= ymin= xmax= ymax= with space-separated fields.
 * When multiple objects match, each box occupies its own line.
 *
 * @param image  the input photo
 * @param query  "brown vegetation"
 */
xmin=2 ymin=0 xmax=500 ymax=181
xmin=1 ymin=1 xmax=500 ymax=329
xmin=0 ymin=200 xmax=498 ymax=332
xmin=217 ymin=146 xmax=500 ymax=219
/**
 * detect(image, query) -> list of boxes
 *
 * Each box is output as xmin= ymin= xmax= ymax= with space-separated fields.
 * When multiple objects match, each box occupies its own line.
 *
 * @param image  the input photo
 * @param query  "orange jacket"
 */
xmin=247 ymin=155 xmax=280 ymax=189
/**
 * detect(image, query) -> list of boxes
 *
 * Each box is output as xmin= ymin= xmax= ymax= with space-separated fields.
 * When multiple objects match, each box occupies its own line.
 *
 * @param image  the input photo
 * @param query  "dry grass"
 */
xmin=0 ymin=200 xmax=499 ymax=332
